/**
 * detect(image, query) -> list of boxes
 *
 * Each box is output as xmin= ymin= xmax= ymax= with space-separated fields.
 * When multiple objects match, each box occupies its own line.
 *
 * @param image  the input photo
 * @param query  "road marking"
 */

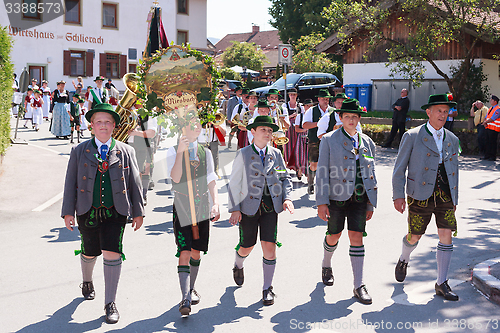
xmin=391 ymin=279 xmax=465 ymax=306
xmin=32 ymin=191 xmax=63 ymax=212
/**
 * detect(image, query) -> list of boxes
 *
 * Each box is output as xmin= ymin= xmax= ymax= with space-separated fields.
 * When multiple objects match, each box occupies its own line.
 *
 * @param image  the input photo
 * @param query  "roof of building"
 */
xmin=215 ymin=29 xmax=281 ymax=53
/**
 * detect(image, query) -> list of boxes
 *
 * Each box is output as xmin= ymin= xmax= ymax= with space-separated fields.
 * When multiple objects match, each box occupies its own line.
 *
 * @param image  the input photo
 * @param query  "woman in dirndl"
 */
xmin=293 ymin=98 xmax=314 ymax=180
xmin=282 ymin=88 xmax=301 ymax=178
xmin=50 ymin=80 xmax=71 ymax=139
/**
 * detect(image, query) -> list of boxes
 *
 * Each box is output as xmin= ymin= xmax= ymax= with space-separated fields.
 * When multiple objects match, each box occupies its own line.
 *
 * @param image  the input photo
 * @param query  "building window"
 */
xmin=105 ymin=54 xmax=119 ymax=78
xmin=177 ymin=30 xmax=188 ymax=45
xmin=103 ymin=3 xmax=117 ymax=28
xmin=129 ymin=64 xmax=137 ymax=73
xmin=22 ymin=0 xmax=41 ymax=20
xmin=178 ymin=0 xmax=188 ymax=14
xmin=70 ymin=51 xmax=85 ymax=76
xmin=128 ymin=48 xmax=137 ymax=60
xmin=65 ymin=0 xmax=81 ymax=24
xmin=63 ymin=50 xmax=93 ymax=77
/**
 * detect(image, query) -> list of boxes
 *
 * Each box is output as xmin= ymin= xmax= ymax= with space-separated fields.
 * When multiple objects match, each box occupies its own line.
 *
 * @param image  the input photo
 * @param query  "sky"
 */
xmin=207 ymin=0 xmax=275 ymax=41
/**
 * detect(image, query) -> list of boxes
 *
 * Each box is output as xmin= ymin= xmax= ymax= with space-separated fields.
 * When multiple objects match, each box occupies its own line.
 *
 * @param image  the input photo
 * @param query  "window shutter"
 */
xmin=63 ymin=50 xmax=71 ymax=76
xmin=119 ymin=54 xmax=127 ymax=78
xmin=99 ymin=53 xmax=106 ymax=77
xmin=85 ymin=51 xmax=93 ymax=77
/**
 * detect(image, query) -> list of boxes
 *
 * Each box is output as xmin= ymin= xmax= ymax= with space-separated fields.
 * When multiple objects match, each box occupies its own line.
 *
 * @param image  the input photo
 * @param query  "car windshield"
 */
xmin=271 ymin=74 xmax=302 ymax=89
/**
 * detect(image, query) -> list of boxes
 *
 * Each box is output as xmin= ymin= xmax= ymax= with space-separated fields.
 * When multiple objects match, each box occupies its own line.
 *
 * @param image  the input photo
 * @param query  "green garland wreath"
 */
xmin=135 ymin=44 xmax=221 ymax=137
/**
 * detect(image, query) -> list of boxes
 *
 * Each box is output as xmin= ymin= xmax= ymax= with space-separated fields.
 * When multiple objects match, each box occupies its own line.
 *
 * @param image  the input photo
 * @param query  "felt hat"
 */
xmin=247 ymin=91 xmax=258 ymax=97
xmin=31 ymin=78 xmax=37 ymax=82
xmin=267 ymin=88 xmax=279 ymax=96
xmin=288 ymin=88 xmax=298 ymax=94
xmin=338 ymin=98 xmax=366 ymax=115
xmin=87 ymin=85 xmax=93 ymax=89
xmin=242 ymin=88 xmax=250 ymax=95
xmin=72 ymin=93 xmax=80 ymax=99
xmin=94 ymin=76 xmax=105 ymax=82
xmin=234 ymin=86 xmax=243 ymax=92
xmin=57 ymin=80 xmax=66 ymax=85
xmin=333 ymin=92 xmax=347 ymax=101
xmin=246 ymin=115 xmax=279 ymax=132
xmin=421 ymin=94 xmax=457 ymax=110
xmin=33 ymin=89 xmax=41 ymax=94
xmin=41 ymin=80 xmax=48 ymax=84
xmin=303 ymin=98 xmax=315 ymax=106
xmin=316 ymin=89 xmax=334 ymax=98
xmin=85 ymin=102 xmax=121 ymax=124
xmin=256 ymin=99 xmax=271 ymax=108
xmin=78 ymin=98 xmax=85 ymax=103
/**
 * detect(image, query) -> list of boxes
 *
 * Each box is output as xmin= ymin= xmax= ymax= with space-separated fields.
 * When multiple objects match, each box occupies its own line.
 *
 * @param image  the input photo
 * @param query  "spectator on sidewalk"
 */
xmin=382 ymin=88 xmax=410 ymax=148
xmin=470 ymin=100 xmax=488 ymax=155
xmin=482 ymin=95 xmax=500 ymax=161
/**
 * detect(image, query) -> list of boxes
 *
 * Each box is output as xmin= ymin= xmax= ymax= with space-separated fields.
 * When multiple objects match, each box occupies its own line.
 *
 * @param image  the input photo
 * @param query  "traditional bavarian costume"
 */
xmin=51 ymin=84 xmax=71 ymax=137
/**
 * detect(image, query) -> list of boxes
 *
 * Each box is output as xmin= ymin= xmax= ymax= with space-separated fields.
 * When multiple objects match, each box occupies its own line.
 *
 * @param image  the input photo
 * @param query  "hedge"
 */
xmin=0 ymin=26 xmax=14 ymax=157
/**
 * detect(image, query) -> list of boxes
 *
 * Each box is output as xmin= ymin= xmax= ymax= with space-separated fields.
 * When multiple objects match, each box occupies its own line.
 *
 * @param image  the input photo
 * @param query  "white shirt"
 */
xmin=303 ymin=104 xmax=330 ymax=124
xmin=344 ymin=129 xmax=360 ymax=160
xmin=94 ymin=137 xmax=112 ymax=152
xmin=246 ymin=111 xmax=282 ymax=144
xmin=128 ymin=116 xmax=158 ymax=143
xmin=198 ymin=123 xmax=227 ymax=143
xmin=89 ymin=87 xmax=107 ymax=104
xmin=317 ymin=112 xmax=362 ymax=137
xmin=231 ymin=103 xmax=249 ymax=121
xmin=426 ymin=122 xmax=444 ymax=162
xmin=166 ymin=140 xmax=217 ymax=185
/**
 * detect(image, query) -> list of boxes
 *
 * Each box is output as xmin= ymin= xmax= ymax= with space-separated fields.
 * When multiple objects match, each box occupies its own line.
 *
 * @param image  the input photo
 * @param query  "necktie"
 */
xmin=351 ymin=137 xmax=357 ymax=149
xmin=99 ymin=89 xmax=102 ymax=100
xmin=100 ymin=144 xmax=108 ymax=161
xmin=260 ymin=150 xmax=265 ymax=165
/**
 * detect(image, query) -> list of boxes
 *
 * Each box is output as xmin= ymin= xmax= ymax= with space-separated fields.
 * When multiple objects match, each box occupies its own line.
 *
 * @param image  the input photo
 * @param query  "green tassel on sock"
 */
xmin=74 ymin=249 xmax=82 ymax=256
xmin=276 ymin=241 xmax=282 ymax=248
xmin=121 ymin=253 xmax=126 ymax=261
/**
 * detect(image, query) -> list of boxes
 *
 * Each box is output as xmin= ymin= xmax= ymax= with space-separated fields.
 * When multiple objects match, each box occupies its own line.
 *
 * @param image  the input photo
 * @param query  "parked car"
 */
xmin=251 ymin=72 xmax=342 ymax=101
xmin=221 ymin=79 xmax=243 ymax=97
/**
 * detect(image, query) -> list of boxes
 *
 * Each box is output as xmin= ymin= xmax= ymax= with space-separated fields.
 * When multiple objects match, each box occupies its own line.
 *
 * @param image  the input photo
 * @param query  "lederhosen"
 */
xmin=327 ymin=128 xmax=368 ymax=235
xmin=236 ymin=145 xmax=280 ymax=250
xmin=307 ymin=106 xmax=323 ymax=162
xmin=69 ymin=101 xmax=81 ymax=127
xmin=407 ymin=128 xmax=457 ymax=237
xmin=76 ymin=139 xmax=127 ymax=257
xmin=172 ymin=144 xmax=210 ymax=256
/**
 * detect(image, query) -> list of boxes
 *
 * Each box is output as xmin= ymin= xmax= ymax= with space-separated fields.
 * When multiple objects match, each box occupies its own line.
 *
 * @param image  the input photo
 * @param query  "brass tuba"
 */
xmin=112 ymin=73 xmax=140 ymax=142
xmin=232 ymin=110 xmax=252 ymax=128
xmin=213 ymin=112 xmax=226 ymax=126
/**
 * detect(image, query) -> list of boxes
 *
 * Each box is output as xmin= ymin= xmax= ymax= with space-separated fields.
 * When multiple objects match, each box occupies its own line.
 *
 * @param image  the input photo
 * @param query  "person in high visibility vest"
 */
xmin=481 ymin=95 xmax=500 ymax=161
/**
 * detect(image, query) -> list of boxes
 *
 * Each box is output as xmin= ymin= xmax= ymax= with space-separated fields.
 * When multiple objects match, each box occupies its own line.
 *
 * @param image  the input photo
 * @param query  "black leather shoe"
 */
xmin=233 ymin=266 xmax=244 ymax=286
xmin=353 ymin=285 xmax=372 ymax=304
xmin=322 ymin=267 xmax=334 ymax=286
xmin=263 ymin=286 xmax=276 ymax=306
xmin=307 ymin=185 xmax=314 ymax=194
xmin=179 ymin=299 xmax=191 ymax=316
xmin=190 ymin=289 xmax=200 ymax=305
xmin=104 ymin=302 xmax=120 ymax=324
xmin=435 ymin=281 xmax=459 ymax=301
xmin=395 ymin=259 xmax=408 ymax=282
xmin=80 ymin=281 xmax=95 ymax=300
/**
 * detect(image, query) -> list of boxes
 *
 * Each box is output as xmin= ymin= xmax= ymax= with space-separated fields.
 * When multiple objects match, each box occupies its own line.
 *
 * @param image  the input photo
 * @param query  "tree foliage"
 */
xmin=218 ymin=67 xmax=242 ymax=81
xmin=323 ymin=0 xmax=500 ymax=103
xmin=450 ymin=61 xmax=490 ymax=112
xmin=269 ymin=0 xmax=332 ymax=44
xmin=0 ymin=26 xmax=14 ymax=156
xmin=221 ymin=42 xmax=268 ymax=71
xmin=292 ymin=33 xmax=342 ymax=77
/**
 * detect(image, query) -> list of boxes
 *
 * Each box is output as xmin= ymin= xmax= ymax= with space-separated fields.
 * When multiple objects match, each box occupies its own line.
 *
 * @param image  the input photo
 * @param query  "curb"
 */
xmin=472 ymin=257 xmax=500 ymax=305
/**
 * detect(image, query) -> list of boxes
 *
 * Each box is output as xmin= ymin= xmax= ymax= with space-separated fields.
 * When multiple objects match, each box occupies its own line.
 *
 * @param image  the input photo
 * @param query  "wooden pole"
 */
xmin=182 ymin=127 xmax=200 ymax=240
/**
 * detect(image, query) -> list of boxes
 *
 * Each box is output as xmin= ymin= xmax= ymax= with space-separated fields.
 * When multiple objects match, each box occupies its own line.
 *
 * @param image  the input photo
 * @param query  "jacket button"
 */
xmin=122 ymin=190 xmax=126 ymax=194
xmin=250 ymin=196 xmax=253 ymax=199
xmin=422 ymin=181 xmax=426 ymax=185
xmin=251 ymin=156 xmax=255 ymax=160
xmin=427 ymin=153 xmax=431 ymax=156
xmin=117 ymin=150 xmax=121 ymax=154
xmin=425 ymin=167 xmax=429 ymax=171
xmin=370 ymin=176 xmax=374 ymax=179
xmin=344 ymin=168 xmax=347 ymax=172
xmin=119 ymin=164 xmax=122 ymax=168
xmin=255 ymin=172 xmax=258 ymax=176
xmin=449 ymin=158 xmax=452 ymax=161
xmin=86 ymin=149 xmax=90 ymax=153
xmin=343 ymin=179 xmax=346 ymax=183
xmin=452 ymin=172 xmax=455 ymax=176
xmin=424 ymin=137 xmax=428 ymax=141
xmin=364 ymin=148 xmax=368 ymax=152
xmin=83 ymin=176 xmax=86 ymax=180
xmin=84 ymin=163 xmax=88 ymax=167
xmin=252 ymin=184 xmax=256 ymax=187
xmin=274 ymin=183 xmax=277 ymax=186
xmin=344 ymin=142 xmax=347 ymax=146
xmin=367 ymin=164 xmax=371 ymax=168
xmin=374 ymin=186 xmax=378 ymax=190
xmin=448 ymin=143 xmax=451 ymax=147
xmin=80 ymin=189 xmax=84 ymax=192
xmin=344 ymin=156 xmax=348 ymax=160
xmin=453 ymin=186 xmax=456 ymax=189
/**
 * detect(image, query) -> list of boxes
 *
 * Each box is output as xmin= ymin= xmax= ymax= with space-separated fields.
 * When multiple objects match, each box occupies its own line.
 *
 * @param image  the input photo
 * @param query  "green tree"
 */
xmin=292 ymin=33 xmax=342 ymax=77
xmin=218 ymin=67 xmax=242 ymax=81
xmin=221 ymin=42 xmax=268 ymax=71
xmin=268 ymin=0 xmax=332 ymax=44
xmin=450 ymin=62 xmax=490 ymax=112
xmin=323 ymin=0 xmax=500 ymax=104
xmin=0 ymin=26 xmax=14 ymax=156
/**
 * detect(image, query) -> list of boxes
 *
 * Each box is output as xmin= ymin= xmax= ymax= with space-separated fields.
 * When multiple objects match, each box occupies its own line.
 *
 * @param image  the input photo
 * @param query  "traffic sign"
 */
xmin=278 ymin=44 xmax=293 ymax=65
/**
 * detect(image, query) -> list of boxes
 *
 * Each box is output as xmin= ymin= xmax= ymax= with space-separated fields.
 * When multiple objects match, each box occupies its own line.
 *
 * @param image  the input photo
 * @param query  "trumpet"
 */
xmin=273 ymin=106 xmax=289 ymax=146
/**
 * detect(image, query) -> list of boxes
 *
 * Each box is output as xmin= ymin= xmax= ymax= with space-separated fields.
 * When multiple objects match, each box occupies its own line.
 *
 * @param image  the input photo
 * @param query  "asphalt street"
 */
xmin=1 ymin=118 xmax=500 ymax=333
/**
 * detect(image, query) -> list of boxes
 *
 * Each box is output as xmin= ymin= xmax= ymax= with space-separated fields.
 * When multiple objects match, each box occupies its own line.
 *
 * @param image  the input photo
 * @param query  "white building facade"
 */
xmin=1 ymin=0 xmax=207 ymax=92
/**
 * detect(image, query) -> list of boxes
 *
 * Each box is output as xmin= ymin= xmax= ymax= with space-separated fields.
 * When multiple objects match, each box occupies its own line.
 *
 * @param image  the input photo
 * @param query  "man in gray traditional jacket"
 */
xmin=392 ymin=94 xmax=460 ymax=301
